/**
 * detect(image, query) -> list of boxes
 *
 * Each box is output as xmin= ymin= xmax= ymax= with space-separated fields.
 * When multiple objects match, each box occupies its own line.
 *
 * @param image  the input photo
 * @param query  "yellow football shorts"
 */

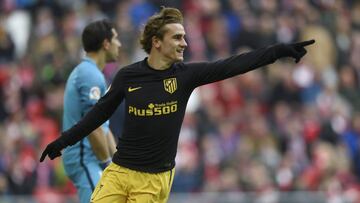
xmin=90 ymin=162 xmax=175 ymax=203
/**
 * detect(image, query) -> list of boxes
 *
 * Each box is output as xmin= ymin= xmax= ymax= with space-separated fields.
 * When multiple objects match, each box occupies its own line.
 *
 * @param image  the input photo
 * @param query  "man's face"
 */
xmin=156 ymin=23 xmax=187 ymax=62
xmin=105 ymin=28 xmax=121 ymax=62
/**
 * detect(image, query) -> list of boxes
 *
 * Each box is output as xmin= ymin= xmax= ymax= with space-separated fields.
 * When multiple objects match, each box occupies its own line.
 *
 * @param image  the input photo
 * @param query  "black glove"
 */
xmin=275 ymin=39 xmax=315 ymax=63
xmin=39 ymin=138 xmax=67 ymax=162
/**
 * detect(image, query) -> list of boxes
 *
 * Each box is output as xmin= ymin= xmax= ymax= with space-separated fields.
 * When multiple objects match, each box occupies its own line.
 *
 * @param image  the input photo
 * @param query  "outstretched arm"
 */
xmin=187 ymin=40 xmax=315 ymax=87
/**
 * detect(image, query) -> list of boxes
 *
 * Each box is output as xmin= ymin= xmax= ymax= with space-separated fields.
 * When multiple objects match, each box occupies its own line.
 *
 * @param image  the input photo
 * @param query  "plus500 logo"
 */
xmin=128 ymin=101 xmax=177 ymax=116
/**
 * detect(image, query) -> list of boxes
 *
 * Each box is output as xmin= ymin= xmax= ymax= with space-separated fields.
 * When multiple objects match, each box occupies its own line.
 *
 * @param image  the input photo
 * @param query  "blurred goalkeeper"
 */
xmin=40 ymin=7 xmax=315 ymax=203
xmin=59 ymin=20 xmax=119 ymax=203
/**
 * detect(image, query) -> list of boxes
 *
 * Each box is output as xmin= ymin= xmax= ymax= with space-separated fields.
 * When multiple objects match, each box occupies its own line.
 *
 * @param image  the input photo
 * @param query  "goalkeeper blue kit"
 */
xmin=62 ymin=57 xmax=109 ymax=203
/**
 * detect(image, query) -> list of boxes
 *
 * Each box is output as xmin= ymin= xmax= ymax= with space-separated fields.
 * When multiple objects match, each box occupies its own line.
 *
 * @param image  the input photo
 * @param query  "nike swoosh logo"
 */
xmin=128 ymin=87 xmax=142 ymax=92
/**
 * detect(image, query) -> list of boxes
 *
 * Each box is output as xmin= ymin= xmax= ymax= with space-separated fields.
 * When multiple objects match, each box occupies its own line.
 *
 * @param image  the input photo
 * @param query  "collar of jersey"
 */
xmin=143 ymin=57 xmax=174 ymax=73
xmin=83 ymin=56 xmax=97 ymax=66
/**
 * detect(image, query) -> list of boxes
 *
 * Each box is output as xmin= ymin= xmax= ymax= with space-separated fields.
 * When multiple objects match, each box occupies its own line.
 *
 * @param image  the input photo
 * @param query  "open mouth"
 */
xmin=176 ymin=49 xmax=184 ymax=54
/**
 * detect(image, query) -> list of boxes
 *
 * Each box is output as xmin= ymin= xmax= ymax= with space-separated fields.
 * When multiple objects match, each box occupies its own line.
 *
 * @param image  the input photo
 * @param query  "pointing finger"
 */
xmin=296 ymin=39 xmax=315 ymax=47
xmin=39 ymin=150 xmax=48 ymax=162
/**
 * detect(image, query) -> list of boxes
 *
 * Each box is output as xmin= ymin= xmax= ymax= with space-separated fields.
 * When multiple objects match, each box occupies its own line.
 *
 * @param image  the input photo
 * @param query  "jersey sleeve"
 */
xmin=185 ymin=45 xmax=278 ymax=88
xmin=76 ymin=68 xmax=107 ymax=115
xmin=61 ymin=69 xmax=125 ymax=146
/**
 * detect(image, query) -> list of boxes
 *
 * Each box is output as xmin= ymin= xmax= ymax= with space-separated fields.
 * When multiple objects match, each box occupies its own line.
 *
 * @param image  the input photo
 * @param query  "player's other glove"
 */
xmin=275 ymin=39 xmax=315 ymax=63
xmin=39 ymin=138 xmax=67 ymax=162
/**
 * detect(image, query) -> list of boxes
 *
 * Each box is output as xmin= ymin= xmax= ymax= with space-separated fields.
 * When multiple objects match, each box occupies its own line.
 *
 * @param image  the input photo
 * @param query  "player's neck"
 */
xmin=86 ymin=52 xmax=106 ymax=70
xmin=147 ymin=53 xmax=172 ymax=70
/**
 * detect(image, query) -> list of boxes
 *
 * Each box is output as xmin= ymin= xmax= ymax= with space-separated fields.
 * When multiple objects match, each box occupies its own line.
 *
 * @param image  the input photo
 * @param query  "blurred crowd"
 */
xmin=1 ymin=0 xmax=360 ymax=202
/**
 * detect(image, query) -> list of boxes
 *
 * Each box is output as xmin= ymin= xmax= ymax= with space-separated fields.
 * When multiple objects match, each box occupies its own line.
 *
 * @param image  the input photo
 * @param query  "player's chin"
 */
xmin=106 ymin=54 xmax=119 ymax=63
xmin=175 ymin=55 xmax=184 ymax=62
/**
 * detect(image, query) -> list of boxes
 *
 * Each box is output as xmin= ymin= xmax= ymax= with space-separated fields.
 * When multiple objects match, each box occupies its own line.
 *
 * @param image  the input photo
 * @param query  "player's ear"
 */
xmin=103 ymin=39 xmax=111 ymax=50
xmin=152 ymin=36 xmax=161 ymax=49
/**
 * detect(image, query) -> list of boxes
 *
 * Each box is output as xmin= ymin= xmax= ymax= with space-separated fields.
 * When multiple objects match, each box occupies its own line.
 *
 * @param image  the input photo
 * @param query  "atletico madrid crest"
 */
xmin=163 ymin=78 xmax=177 ymax=94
